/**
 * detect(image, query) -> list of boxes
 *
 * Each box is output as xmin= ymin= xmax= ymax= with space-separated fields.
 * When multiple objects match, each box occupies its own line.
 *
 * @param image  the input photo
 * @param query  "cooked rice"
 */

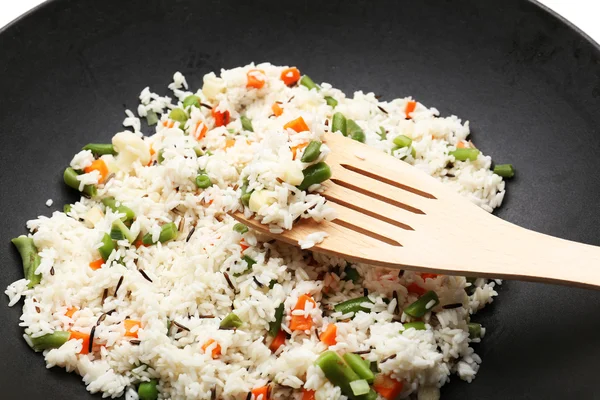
xmin=5 ymin=63 xmax=504 ymax=399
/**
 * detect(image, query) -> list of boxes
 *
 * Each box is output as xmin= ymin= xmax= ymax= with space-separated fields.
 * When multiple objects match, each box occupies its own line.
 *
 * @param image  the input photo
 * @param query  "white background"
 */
xmin=0 ymin=1 xmax=598 ymax=43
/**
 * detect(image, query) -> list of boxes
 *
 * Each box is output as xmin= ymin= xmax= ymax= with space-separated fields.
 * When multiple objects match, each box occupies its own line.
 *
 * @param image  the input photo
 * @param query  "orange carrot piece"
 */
xmin=247 ymin=69 xmax=266 ymax=89
xmin=269 ymin=329 xmax=287 ymax=353
xmin=84 ymin=159 xmax=109 ymax=183
xmin=240 ymin=240 xmax=250 ymax=252
xmin=456 ymin=141 xmax=467 ymax=149
xmin=291 ymin=142 xmax=309 ymax=160
xmin=68 ymin=330 xmax=90 ymax=354
xmin=419 ymin=273 xmax=439 ymax=280
xmin=280 ymin=67 xmax=301 ymax=86
xmin=202 ymin=339 xmax=222 ymax=358
xmin=193 ymin=121 xmax=208 ymax=140
xmin=405 ymin=100 xmax=417 ymax=119
xmin=290 ymin=294 xmax=316 ymax=331
xmin=272 ymin=103 xmax=283 ymax=117
xmin=89 ymin=258 xmax=104 ymax=271
xmin=319 ymin=324 xmax=337 ymax=346
xmin=212 ymin=108 xmax=230 ymax=127
xmin=124 ymin=319 xmax=142 ymax=338
xmin=283 ymin=117 xmax=310 ymax=133
xmin=251 ymin=385 xmax=270 ymax=400
xmin=373 ymin=375 xmax=404 ymax=400
xmin=225 ymin=139 xmax=236 ymax=149
xmin=162 ymin=120 xmax=175 ymax=128
xmin=302 ymin=389 xmax=316 ymax=400
xmin=407 ymin=282 xmax=427 ymax=296
xmin=65 ymin=307 xmax=78 ymax=318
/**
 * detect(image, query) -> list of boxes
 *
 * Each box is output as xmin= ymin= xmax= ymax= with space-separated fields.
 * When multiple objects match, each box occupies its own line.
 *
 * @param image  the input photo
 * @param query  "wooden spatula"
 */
xmin=232 ymin=132 xmax=600 ymax=289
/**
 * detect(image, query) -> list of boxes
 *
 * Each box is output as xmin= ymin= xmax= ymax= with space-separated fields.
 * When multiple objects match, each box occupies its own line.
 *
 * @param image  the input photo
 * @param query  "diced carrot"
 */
xmin=419 ymin=273 xmax=439 ymax=280
xmin=280 ymin=67 xmax=301 ymax=86
xmin=212 ymin=108 xmax=230 ymax=127
xmin=373 ymin=374 xmax=404 ymax=400
xmin=290 ymin=294 xmax=316 ymax=331
xmin=240 ymin=239 xmax=250 ymax=252
xmin=89 ymin=258 xmax=104 ymax=271
xmin=291 ymin=142 xmax=309 ymax=160
xmin=84 ymin=159 xmax=109 ymax=183
xmin=192 ymin=121 xmax=208 ymax=141
xmin=456 ymin=141 xmax=466 ymax=149
xmin=319 ymin=324 xmax=337 ymax=346
xmin=302 ymin=389 xmax=316 ymax=400
xmin=65 ymin=307 xmax=78 ymax=318
xmin=202 ymin=339 xmax=222 ymax=358
xmin=251 ymin=385 xmax=270 ymax=400
xmin=247 ymin=69 xmax=266 ymax=89
xmin=405 ymin=100 xmax=417 ymax=119
xmin=147 ymin=145 xmax=156 ymax=166
xmin=162 ymin=120 xmax=175 ymax=128
xmin=124 ymin=319 xmax=142 ymax=338
xmin=272 ymin=103 xmax=283 ymax=117
xmin=68 ymin=330 xmax=90 ymax=354
xmin=269 ymin=329 xmax=287 ymax=353
xmin=283 ymin=117 xmax=310 ymax=133
xmin=225 ymin=139 xmax=236 ymax=149
xmin=407 ymin=282 xmax=427 ymax=296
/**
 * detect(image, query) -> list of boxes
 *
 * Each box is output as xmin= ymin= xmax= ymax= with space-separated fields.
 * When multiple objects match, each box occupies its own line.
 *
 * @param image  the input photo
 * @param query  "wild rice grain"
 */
xmin=114 ymin=276 xmax=124 ymax=296
xmin=186 ymin=226 xmax=195 ymax=242
xmin=443 ymin=303 xmax=463 ymax=309
xmin=139 ymin=269 xmax=153 ymax=283
xmin=89 ymin=326 xmax=96 ymax=354
xmin=172 ymin=321 xmax=190 ymax=332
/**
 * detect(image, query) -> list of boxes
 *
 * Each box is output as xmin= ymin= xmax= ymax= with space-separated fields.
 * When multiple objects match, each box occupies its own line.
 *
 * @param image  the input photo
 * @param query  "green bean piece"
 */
xmin=449 ymin=148 xmax=480 ymax=162
xmin=82 ymin=143 xmax=117 ymax=156
xmin=11 ymin=236 xmax=42 ymax=288
xmin=350 ymin=379 xmax=370 ymax=396
xmin=401 ymin=321 xmax=426 ymax=331
xmin=240 ymin=116 xmax=254 ymax=132
xmin=300 ymin=75 xmax=319 ymax=91
xmin=362 ymin=389 xmax=378 ymax=400
xmin=342 ymin=264 xmax=360 ymax=283
xmin=195 ymin=174 xmax=212 ymax=189
xmin=343 ymin=353 xmax=375 ymax=384
xmin=219 ymin=312 xmax=243 ymax=329
xmin=346 ymin=120 xmax=366 ymax=143
xmin=158 ymin=222 xmax=178 ymax=243
xmin=169 ymin=108 xmax=188 ymax=129
xmin=102 ymin=197 xmax=135 ymax=222
xmin=369 ymin=361 xmax=379 ymax=374
xmin=193 ymin=147 xmax=204 ymax=157
xmin=300 ymin=140 xmax=322 ymax=163
xmin=157 ymin=149 xmax=165 ymax=164
xmin=378 ymin=127 xmax=387 ymax=140
xmin=145 ymin=110 xmax=158 ymax=126
xmin=99 ymin=233 xmax=115 ymax=261
xmin=233 ymin=223 xmax=249 ymax=234
xmin=297 ymin=162 xmax=332 ymax=191
xmin=63 ymin=167 xmax=97 ymax=197
xmin=393 ymin=135 xmax=412 ymax=148
xmin=468 ymin=322 xmax=482 ymax=339
xmin=493 ymin=164 xmax=515 ymax=178
xmin=333 ymin=296 xmax=373 ymax=316
xmin=138 ymin=379 xmax=159 ymax=400
xmin=315 ymin=351 xmax=361 ymax=399
xmin=269 ymin=303 xmax=285 ymax=337
xmin=29 ymin=331 xmax=71 ymax=351
xmin=403 ymin=290 xmax=439 ymax=318
xmin=110 ymin=219 xmax=135 ymax=243
xmin=183 ymin=95 xmax=201 ymax=109
xmin=325 ymin=96 xmax=338 ymax=108
xmin=332 ymin=112 xmax=347 ymax=136
xmin=142 ymin=233 xmax=154 ymax=246
xmin=233 ymin=255 xmax=256 ymax=277
xmin=63 ymin=204 xmax=72 ymax=213
xmin=240 ymin=182 xmax=253 ymax=207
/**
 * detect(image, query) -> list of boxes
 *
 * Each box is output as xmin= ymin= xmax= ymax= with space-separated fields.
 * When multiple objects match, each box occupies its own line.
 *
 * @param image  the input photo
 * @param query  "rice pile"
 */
xmin=5 ymin=63 xmax=504 ymax=400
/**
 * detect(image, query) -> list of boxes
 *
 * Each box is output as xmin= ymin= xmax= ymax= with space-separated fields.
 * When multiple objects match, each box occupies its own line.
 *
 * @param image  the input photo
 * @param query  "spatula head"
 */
xmin=232 ymin=132 xmax=495 ymax=274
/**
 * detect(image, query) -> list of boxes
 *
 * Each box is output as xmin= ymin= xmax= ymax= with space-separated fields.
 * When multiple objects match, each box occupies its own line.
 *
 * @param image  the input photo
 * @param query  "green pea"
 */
xmin=182 ymin=95 xmax=201 ymax=109
xmin=63 ymin=204 xmax=72 ymax=213
xmin=233 ymin=223 xmax=249 ymax=234
xmin=300 ymin=141 xmax=322 ymax=163
xmin=195 ymin=174 xmax=212 ymax=189
xmin=138 ymin=379 xmax=159 ymax=400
